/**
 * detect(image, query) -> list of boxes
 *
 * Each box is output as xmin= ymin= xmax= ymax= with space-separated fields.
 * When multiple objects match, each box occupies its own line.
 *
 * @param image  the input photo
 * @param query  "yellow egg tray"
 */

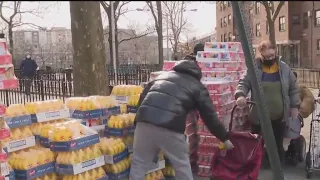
xmin=146 ymin=160 xmax=165 ymax=175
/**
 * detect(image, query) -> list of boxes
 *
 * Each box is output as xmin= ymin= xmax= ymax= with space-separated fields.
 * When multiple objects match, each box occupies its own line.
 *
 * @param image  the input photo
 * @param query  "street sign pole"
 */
xmin=231 ymin=2 xmax=285 ymax=180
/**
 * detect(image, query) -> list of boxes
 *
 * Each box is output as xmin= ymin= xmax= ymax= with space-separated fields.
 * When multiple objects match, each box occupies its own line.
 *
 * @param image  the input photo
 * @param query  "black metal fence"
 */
xmin=0 ymin=64 xmax=161 ymax=106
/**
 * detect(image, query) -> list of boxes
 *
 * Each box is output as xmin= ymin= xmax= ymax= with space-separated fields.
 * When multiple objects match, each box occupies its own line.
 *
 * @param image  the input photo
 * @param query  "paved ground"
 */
xmin=195 ymin=88 xmax=319 ymax=180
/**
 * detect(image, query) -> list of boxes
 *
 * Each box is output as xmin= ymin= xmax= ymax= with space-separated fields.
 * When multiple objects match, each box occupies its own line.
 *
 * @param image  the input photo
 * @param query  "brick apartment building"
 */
xmin=216 ymin=1 xmax=320 ymax=68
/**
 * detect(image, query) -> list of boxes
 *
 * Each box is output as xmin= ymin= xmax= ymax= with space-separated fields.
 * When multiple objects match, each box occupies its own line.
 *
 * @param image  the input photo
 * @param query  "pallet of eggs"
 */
xmin=50 ymin=120 xmax=108 ymax=179
xmin=0 ymin=37 xmax=18 ymax=90
xmin=0 ymin=104 xmax=12 ymax=180
xmin=65 ymin=96 xmax=121 ymax=136
xmin=108 ymin=85 xmax=143 ymax=151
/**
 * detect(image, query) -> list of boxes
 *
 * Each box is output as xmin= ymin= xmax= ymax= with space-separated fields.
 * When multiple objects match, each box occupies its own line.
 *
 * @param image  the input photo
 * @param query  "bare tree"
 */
xmin=260 ymin=1 xmax=285 ymax=46
xmin=0 ymin=1 xmax=53 ymax=60
xmin=146 ymin=1 xmax=163 ymax=66
xmin=70 ymin=1 xmax=109 ymax=96
xmin=162 ymin=1 xmax=189 ymax=58
xmin=100 ymin=1 xmax=154 ymax=66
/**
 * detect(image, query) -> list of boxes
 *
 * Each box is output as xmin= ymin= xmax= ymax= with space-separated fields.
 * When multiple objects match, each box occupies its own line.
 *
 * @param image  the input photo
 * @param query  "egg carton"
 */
xmin=49 ymin=126 xmax=100 ymax=152
xmin=104 ymin=148 xmax=129 ymax=164
xmin=30 ymin=108 xmax=70 ymax=123
xmin=4 ymin=115 xmax=32 ymax=129
xmin=55 ymin=156 xmax=104 ymax=175
xmin=14 ymin=162 xmax=54 ymax=180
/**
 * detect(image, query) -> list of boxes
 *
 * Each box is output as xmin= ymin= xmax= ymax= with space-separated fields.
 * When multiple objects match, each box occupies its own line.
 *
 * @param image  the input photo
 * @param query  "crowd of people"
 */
xmin=129 ymin=40 xmax=316 ymax=179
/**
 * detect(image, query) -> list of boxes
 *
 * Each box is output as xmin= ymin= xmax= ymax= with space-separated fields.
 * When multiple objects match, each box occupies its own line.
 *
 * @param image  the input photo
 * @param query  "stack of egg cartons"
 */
xmin=0 ymin=35 xmax=18 ymax=90
xmin=196 ymin=42 xmax=247 ymax=177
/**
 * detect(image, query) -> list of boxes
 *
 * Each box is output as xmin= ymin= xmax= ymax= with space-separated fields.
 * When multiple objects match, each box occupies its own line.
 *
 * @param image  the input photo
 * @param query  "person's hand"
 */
xmin=223 ymin=140 xmax=234 ymax=150
xmin=290 ymin=108 xmax=299 ymax=119
xmin=298 ymin=114 xmax=304 ymax=128
xmin=236 ymin=96 xmax=247 ymax=107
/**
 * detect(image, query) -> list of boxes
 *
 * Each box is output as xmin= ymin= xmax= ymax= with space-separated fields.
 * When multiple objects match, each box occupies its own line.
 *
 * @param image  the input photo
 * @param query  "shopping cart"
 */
xmin=211 ymin=101 xmax=264 ymax=180
xmin=305 ymin=100 xmax=320 ymax=178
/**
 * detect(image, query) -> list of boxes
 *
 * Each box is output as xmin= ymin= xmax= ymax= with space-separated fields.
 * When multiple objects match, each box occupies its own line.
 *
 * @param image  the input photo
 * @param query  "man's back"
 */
xmin=136 ymin=60 xmax=203 ymax=133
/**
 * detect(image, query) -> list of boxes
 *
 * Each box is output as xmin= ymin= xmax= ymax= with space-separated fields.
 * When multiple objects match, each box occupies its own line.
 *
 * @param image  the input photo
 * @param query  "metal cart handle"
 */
xmin=229 ymin=101 xmax=256 ymax=131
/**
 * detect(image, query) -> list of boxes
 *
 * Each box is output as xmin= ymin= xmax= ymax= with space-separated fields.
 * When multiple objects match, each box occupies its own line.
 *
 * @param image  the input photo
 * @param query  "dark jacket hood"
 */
xmin=173 ymin=60 xmax=202 ymax=80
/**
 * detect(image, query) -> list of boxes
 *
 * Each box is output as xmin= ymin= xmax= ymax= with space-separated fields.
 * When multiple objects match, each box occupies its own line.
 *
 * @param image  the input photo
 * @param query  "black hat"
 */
xmin=193 ymin=43 xmax=204 ymax=55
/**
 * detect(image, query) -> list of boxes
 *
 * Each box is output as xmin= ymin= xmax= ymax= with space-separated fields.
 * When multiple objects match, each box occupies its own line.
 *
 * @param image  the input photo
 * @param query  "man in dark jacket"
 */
xmin=129 ymin=59 xmax=233 ymax=179
xmin=184 ymin=42 xmax=205 ymax=61
xmin=20 ymin=53 xmax=38 ymax=95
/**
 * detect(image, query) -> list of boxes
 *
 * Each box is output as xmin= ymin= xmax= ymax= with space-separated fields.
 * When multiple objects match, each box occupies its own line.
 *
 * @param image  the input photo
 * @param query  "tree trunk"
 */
xmin=156 ymin=1 xmax=163 ymax=66
xmin=107 ymin=17 xmax=114 ymax=67
xmin=8 ymin=24 xmax=14 ymax=63
xmin=268 ymin=20 xmax=276 ymax=47
xmin=107 ymin=10 xmax=119 ymax=67
xmin=70 ymin=1 xmax=109 ymax=96
xmin=115 ymin=24 xmax=119 ymax=66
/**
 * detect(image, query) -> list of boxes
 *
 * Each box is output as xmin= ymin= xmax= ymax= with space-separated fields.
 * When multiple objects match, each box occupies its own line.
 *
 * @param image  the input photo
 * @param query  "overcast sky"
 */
xmin=2 ymin=1 xmax=216 ymax=43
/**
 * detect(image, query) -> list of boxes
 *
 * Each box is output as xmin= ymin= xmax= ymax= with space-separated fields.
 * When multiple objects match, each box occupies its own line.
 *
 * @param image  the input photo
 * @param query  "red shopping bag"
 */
xmin=211 ymin=102 xmax=264 ymax=180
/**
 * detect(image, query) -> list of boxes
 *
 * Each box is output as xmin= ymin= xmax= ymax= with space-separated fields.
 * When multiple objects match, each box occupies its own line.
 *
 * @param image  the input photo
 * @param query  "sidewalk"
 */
xmin=195 ymin=88 xmax=319 ymax=180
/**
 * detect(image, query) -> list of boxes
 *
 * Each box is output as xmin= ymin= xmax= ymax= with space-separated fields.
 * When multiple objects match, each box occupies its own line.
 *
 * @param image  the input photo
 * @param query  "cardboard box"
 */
xmin=49 ymin=133 xmax=100 ymax=152
xmin=70 ymin=109 xmax=103 ymax=119
xmin=55 ymin=156 xmax=104 ymax=175
xmin=31 ymin=108 xmax=70 ymax=123
xmin=0 ymin=64 xmax=14 ymax=81
xmin=5 ymin=136 xmax=35 ymax=153
xmin=108 ymin=169 xmax=130 ymax=180
xmin=127 ymin=106 xmax=137 ymax=113
xmin=14 ymin=162 xmax=54 ymax=180
xmin=39 ymin=137 xmax=50 ymax=148
xmin=4 ymin=115 xmax=32 ymax=129
xmin=104 ymin=148 xmax=129 ymax=164
xmin=0 ymin=79 xmax=18 ymax=90
xmin=0 ymin=162 xmax=9 ymax=177
xmin=0 ymin=129 xmax=10 ymax=139
xmin=146 ymin=160 xmax=165 ymax=174
xmin=105 ymin=126 xmax=135 ymax=137
xmin=102 ymin=106 xmax=121 ymax=118
xmin=111 ymin=96 xmax=130 ymax=104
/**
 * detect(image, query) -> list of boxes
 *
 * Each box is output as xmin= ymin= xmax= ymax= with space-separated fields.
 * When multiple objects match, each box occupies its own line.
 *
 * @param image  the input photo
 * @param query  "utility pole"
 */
xmin=166 ymin=14 xmax=170 ymax=61
xmin=231 ymin=2 xmax=285 ymax=180
xmin=110 ymin=1 xmax=117 ymax=83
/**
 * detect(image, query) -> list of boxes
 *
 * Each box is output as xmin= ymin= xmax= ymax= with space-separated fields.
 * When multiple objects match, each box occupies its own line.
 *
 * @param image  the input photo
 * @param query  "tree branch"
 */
xmin=0 ymin=1 xmax=10 ymax=24
xmin=272 ymin=1 xmax=285 ymax=22
xmin=119 ymin=29 xmax=155 ymax=44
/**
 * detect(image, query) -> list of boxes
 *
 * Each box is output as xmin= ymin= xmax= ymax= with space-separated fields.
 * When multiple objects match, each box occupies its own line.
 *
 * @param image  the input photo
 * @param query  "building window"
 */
xmin=221 ymin=18 xmax=223 ymax=28
xmin=228 ymin=14 xmax=232 ymax=25
xmin=249 ymin=9 xmax=253 ymax=16
xmin=292 ymin=15 xmax=300 ymax=25
xmin=266 ymin=21 xmax=269 ymax=34
xmin=279 ymin=16 xmax=286 ymax=31
xmin=223 ymin=16 xmax=227 ymax=27
xmin=220 ymin=2 xmax=223 ymax=11
xmin=315 ymin=10 xmax=320 ymax=26
xmin=253 ymin=48 xmax=256 ymax=55
xmin=256 ymin=23 xmax=261 ymax=37
xmin=228 ymin=32 xmax=232 ymax=41
xmin=255 ymin=2 xmax=260 ymax=14
xmin=224 ymin=33 xmax=227 ymax=42
xmin=227 ymin=1 xmax=230 ymax=7
xmin=303 ymin=12 xmax=308 ymax=29
xmin=221 ymin=34 xmax=223 ymax=42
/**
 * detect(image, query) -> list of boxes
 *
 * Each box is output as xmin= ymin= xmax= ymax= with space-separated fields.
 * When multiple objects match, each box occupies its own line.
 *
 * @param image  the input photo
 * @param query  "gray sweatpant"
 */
xmin=129 ymin=122 xmax=193 ymax=180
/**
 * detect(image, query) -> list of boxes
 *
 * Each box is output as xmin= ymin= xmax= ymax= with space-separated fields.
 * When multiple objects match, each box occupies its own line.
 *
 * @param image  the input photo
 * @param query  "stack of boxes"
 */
xmin=0 ymin=36 xmax=18 ymax=90
xmin=0 ymin=34 xmax=18 ymax=180
xmin=196 ymin=42 xmax=246 ymax=177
